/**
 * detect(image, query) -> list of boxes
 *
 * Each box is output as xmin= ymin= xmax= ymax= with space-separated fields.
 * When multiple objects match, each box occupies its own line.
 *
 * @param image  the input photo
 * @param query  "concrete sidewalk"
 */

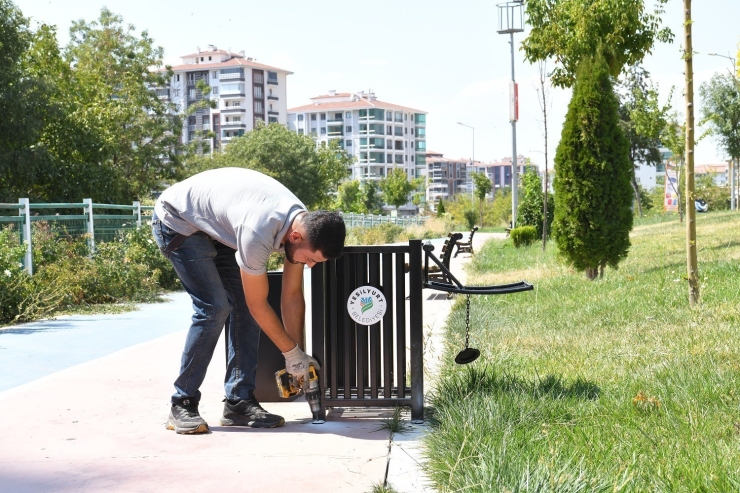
xmin=0 ymin=233 xmax=498 ymax=493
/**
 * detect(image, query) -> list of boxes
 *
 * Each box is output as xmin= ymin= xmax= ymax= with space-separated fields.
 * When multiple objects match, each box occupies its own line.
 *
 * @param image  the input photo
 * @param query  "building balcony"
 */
xmin=220 ymin=93 xmax=246 ymax=99
xmin=267 ymin=78 xmax=278 ymax=85
xmin=267 ymin=95 xmax=279 ymax=101
xmin=221 ymin=107 xmax=246 ymax=113
xmin=221 ymin=122 xmax=247 ymax=129
xmin=268 ymin=111 xmax=279 ymax=116
xmin=327 ymin=118 xmax=343 ymax=125
xmin=187 ymin=124 xmax=212 ymax=132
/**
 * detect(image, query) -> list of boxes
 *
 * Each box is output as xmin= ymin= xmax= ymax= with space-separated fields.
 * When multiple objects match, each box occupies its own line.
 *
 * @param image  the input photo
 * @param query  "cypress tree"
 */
xmin=552 ymin=54 xmax=633 ymax=279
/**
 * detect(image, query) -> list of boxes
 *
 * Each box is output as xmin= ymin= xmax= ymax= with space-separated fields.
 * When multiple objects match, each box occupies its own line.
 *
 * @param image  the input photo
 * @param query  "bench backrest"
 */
xmin=440 ymin=233 xmax=463 ymax=267
xmin=465 ymin=226 xmax=478 ymax=243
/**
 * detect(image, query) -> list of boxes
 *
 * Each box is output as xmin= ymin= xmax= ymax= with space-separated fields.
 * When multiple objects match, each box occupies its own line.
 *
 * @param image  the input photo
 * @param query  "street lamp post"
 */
xmin=708 ymin=52 xmax=738 ymax=211
xmin=457 ymin=122 xmax=475 ymax=202
xmin=498 ymin=0 xmax=525 ymax=227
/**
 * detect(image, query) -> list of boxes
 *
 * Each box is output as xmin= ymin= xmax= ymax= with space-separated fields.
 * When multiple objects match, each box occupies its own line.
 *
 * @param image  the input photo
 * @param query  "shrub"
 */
xmin=463 ymin=209 xmax=477 ymax=229
xmin=510 ymin=226 xmax=538 ymax=248
xmin=552 ymin=53 xmax=633 ymax=279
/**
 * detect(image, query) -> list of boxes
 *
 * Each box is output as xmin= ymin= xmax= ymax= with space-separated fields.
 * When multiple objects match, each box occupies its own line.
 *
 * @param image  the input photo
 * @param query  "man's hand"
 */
xmin=282 ymin=345 xmax=320 ymax=388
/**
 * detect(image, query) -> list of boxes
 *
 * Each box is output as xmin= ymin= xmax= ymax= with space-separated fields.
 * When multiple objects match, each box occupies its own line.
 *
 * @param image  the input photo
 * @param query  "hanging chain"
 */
xmin=464 ymin=294 xmax=472 ymax=349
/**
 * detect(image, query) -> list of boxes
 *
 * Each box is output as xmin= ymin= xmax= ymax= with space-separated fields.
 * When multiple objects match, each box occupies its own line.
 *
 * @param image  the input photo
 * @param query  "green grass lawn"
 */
xmin=425 ymin=211 xmax=740 ymax=492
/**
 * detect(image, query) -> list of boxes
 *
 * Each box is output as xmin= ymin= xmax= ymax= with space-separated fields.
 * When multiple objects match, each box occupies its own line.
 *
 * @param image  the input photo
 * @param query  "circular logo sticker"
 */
xmin=347 ymin=286 xmax=387 ymax=326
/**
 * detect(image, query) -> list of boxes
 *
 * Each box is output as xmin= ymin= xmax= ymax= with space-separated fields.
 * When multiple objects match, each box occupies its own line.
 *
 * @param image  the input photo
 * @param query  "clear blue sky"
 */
xmin=16 ymin=0 xmax=740 ymax=168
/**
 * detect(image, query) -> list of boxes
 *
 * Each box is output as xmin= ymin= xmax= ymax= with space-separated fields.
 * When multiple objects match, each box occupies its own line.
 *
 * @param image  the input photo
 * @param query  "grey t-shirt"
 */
xmin=154 ymin=168 xmax=306 ymax=275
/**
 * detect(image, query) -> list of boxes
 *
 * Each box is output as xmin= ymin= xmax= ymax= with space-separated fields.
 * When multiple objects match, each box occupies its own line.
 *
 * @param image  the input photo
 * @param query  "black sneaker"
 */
xmin=220 ymin=397 xmax=285 ymax=428
xmin=165 ymin=399 xmax=209 ymax=434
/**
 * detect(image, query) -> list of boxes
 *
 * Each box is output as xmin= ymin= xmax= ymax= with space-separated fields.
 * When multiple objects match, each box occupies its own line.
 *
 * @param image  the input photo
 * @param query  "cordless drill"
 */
xmin=275 ymin=363 xmax=324 ymax=424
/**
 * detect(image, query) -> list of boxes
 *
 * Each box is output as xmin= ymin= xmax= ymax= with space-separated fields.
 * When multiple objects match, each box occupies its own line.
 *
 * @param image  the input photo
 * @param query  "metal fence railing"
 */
xmin=0 ymin=199 xmax=154 ymax=275
xmin=1 ymin=200 xmax=429 ymax=275
xmin=340 ymin=213 xmax=428 ymax=229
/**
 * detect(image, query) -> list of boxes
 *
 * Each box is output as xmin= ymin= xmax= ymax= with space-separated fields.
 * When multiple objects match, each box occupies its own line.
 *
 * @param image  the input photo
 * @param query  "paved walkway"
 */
xmin=0 ymin=233 xmax=499 ymax=493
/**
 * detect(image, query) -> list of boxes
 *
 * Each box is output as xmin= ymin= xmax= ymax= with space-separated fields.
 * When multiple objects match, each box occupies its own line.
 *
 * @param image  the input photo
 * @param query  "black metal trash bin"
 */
xmin=252 ymin=271 xmax=301 ymax=402
xmin=311 ymin=240 xmax=424 ymax=421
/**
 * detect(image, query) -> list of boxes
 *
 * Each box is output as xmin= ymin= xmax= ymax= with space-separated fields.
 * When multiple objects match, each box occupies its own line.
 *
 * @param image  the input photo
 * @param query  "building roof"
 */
xmin=695 ymin=164 xmax=728 ymax=174
xmin=167 ymin=57 xmax=292 ymax=74
xmin=181 ymin=48 xmax=244 ymax=58
xmin=288 ymin=93 xmax=425 ymax=114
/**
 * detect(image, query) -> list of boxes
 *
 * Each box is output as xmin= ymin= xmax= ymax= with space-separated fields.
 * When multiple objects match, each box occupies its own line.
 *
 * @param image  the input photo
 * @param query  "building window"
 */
xmin=254 ymin=101 xmax=263 ymax=114
xmin=387 ymin=139 xmax=392 ymax=149
xmin=395 ymin=112 xmax=403 ymax=122
xmin=208 ymin=56 xmax=212 ymax=61
xmin=176 ymin=74 xmax=180 ymax=82
xmin=213 ymin=71 xmax=217 ymax=78
xmin=345 ymin=111 xmax=351 ymax=119
xmin=311 ymin=127 xmax=317 ymax=134
xmin=298 ymin=114 xmax=304 ymax=121
xmin=405 ymin=113 xmax=408 ymax=120
xmin=321 ymin=128 xmax=326 ymax=135
xmin=411 ymin=155 xmax=415 ymax=162
xmin=232 ymin=101 xmax=241 ymax=107
xmin=298 ymin=129 xmax=304 ymax=134
xmin=320 ymin=113 xmax=326 ymax=121
xmin=346 ymin=140 xmax=352 ymax=146
xmin=269 ymin=116 xmax=278 ymax=123
xmin=311 ymin=114 xmax=317 ymax=121
xmin=405 ymin=128 xmax=408 ymax=134
xmin=387 ymin=126 xmax=392 ymax=135
xmin=254 ymin=86 xmax=263 ymax=98
xmin=395 ymin=127 xmax=403 ymax=136
xmin=253 ymin=71 xmax=264 ymax=84
xmin=386 ymin=112 xmax=392 ymax=121
xmin=346 ymin=125 xmax=352 ymax=132
xmin=200 ymin=57 xmax=204 ymax=62
xmin=267 ymin=71 xmax=278 ymax=84
xmin=212 ymin=87 xmax=219 ymax=95
xmin=387 ymin=154 xmax=392 ymax=163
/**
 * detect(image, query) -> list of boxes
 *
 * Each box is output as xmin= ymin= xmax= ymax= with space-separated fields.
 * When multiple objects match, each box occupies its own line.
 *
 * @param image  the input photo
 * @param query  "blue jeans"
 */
xmin=151 ymin=214 xmax=261 ymax=404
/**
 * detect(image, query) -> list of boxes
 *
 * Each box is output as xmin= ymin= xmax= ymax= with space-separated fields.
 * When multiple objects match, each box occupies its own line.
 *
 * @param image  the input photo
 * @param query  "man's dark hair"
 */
xmin=302 ymin=210 xmax=346 ymax=259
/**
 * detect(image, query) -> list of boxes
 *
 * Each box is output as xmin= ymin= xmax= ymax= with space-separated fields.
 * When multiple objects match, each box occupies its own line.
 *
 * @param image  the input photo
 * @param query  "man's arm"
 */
xmin=280 ymin=260 xmax=306 ymax=350
xmin=241 ymin=270 xmax=297 ymax=352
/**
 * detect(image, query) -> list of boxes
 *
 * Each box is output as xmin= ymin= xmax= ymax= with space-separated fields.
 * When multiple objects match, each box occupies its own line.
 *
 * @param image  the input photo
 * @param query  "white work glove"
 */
xmin=282 ymin=344 xmax=320 ymax=389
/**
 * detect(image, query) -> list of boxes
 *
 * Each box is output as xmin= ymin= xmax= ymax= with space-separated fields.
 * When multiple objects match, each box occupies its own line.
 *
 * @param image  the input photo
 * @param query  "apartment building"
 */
xmin=162 ymin=45 xmax=292 ymax=151
xmin=483 ymin=155 xmax=528 ymax=194
xmin=287 ymin=91 xmax=427 ymax=186
xmin=426 ymin=151 xmax=469 ymax=203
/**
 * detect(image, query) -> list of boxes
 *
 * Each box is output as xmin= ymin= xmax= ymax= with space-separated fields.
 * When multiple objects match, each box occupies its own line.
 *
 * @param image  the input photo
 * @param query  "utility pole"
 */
xmin=684 ymin=0 xmax=699 ymax=306
xmin=498 ymin=0 xmax=524 ymax=227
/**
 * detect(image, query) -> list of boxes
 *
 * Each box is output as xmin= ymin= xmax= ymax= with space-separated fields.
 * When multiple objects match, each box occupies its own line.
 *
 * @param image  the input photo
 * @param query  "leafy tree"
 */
xmin=0 ymin=1 xmax=57 ymax=201
xmin=208 ymin=123 xmax=352 ymax=209
xmin=617 ymin=66 xmax=672 ymax=216
xmin=359 ymin=180 xmax=383 ymax=214
xmin=552 ymin=54 xmax=634 ymax=280
xmin=59 ymin=8 xmax=184 ymax=202
xmin=471 ymin=172 xmax=492 ymax=226
xmin=523 ymin=0 xmax=673 ymax=88
xmin=489 ymin=188 xmax=512 ymax=227
xmin=517 ymin=168 xmax=553 ymax=238
xmin=336 ymin=179 xmax=363 ymax=212
xmin=380 ymin=168 xmax=415 ymax=209
xmin=700 ymin=73 xmax=740 ymax=182
xmin=436 ymin=199 xmax=445 ymax=216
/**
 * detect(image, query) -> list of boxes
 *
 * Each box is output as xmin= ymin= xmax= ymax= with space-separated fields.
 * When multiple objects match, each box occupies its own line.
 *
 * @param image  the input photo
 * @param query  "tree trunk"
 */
xmin=631 ymin=167 xmax=643 ymax=217
xmin=585 ymin=267 xmax=598 ymax=280
xmin=684 ymin=0 xmax=700 ymax=306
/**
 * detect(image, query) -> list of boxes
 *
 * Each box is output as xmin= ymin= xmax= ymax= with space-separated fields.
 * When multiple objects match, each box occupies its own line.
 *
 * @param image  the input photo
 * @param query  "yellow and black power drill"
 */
xmin=275 ymin=363 xmax=324 ymax=424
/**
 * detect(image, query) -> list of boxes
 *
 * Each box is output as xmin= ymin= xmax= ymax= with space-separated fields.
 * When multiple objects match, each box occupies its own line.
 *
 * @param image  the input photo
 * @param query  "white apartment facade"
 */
xmin=162 ymin=45 xmax=292 ymax=151
xmin=287 ymin=91 xmax=427 ymax=190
